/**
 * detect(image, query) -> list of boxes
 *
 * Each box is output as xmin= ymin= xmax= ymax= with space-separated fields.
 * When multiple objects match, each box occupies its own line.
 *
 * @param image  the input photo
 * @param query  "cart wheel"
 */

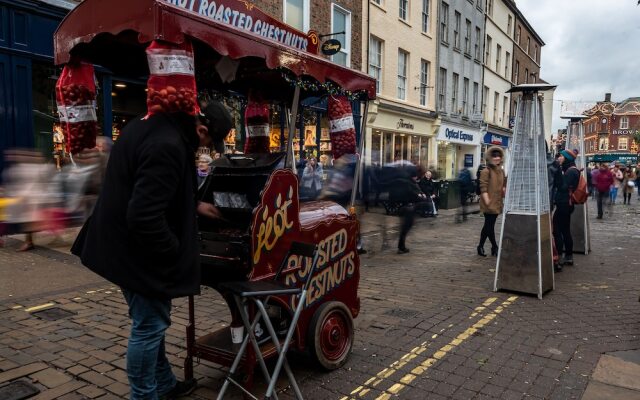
xmin=308 ymin=302 xmax=354 ymax=370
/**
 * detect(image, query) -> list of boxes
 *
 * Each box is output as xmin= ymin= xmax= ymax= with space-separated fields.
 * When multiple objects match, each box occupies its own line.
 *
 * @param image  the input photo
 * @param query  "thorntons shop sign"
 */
xmin=163 ymin=0 xmax=320 ymax=53
xmin=436 ymin=123 xmax=481 ymax=146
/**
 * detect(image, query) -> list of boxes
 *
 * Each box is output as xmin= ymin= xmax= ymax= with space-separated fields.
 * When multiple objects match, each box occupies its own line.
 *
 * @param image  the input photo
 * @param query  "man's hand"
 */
xmin=197 ymin=202 xmax=223 ymax=219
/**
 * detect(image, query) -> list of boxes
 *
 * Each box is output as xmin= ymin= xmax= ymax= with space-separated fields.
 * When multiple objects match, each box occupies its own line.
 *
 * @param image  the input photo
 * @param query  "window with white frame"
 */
xmin=331 ymin=4 xmax=351 ymax=67
xmin=399 ymin=0 xmax=408 ymax=20
xmin=526 ymin=36 xmax=530 ymax=53
xmin=507 ymin=15 xmax=512 ymax=35
xmin=598 ymin=137 xmax=609 ymax=151
xmin=486 ymin=0 xmax=493 ymax=16
xmin=422 ymin=0 xmax=430 ymax=33
xmin=372 ymin=0 xmax=382 ymax=5
xmin=472 ymin=82 xmax=479 ymax=113
xmin=514 ymin=60 xmax=519 ymax=83
xmin=502 ymin=96 xmax=508 ymax=124
xmin=505 ymin=52 xmax=510 ymax=79
xmin=369 ymin=36 xmax=383 ymax=94
xmin=620 ymin=116 xmax=629 ymax=129
xmin=524 ymin=68 xmax=529 ymax=83
xmin=493 ymin=91 xmax=499 ymax=123
xmin=452 ymin=73 xmax=459 ymax=113
xmin=495 ymin=44 xmax=501 ymax=72
xmin=440 ymin=2 xmax=449 ymax=43
xmin=534 ymin=44 xmax=538 ymax=62
xmin=474 ymin=27 xmax=481 ymax=59
xmin=454 ymin=11 xmax=461 ymax=49
xmin=462 ymin=78 xmax=469 ymax=115
xmin=485 ymin=35 xmax=492 ymax=65
xmin=439 ymin=68 xmax=447 ymax=111
xmin=464 ymin=19 xmax=471 ymax=54
xmin=515 ymin=26 xmax=521 ymax=44
xmin=420 ymin=59 xmax=430 ymax=106
xmin=483 ymin=85 xmax=489 ymax=118
xmin=284 ymin=0 xmax=309 ymax=32
xmin=397 ymin=50 xmax=408 ymax=100
xmin=619 ymin=137 xmax=628 ymax=150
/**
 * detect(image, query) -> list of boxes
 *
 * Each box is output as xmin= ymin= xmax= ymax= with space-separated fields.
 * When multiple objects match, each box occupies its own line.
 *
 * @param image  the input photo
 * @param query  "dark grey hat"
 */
xmin=200 ymin=100 xmax=233 ymax=154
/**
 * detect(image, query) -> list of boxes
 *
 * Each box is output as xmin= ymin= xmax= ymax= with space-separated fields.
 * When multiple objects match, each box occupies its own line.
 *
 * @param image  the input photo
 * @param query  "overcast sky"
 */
xmin=515 ymin=0 xmax=640 ymax=133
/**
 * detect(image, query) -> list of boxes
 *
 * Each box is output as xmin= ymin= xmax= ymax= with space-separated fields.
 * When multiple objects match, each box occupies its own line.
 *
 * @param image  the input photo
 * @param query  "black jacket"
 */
xmin=71 ymin=113 xmax=201 ymax=300
xmin=554 ymin=162 xmax=580 ymax=206
xmin=418 ymin=177 xmax=437 ymax=197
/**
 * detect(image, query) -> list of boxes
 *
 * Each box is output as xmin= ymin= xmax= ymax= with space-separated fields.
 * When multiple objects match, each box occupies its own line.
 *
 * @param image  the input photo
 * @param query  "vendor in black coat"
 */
xmin=71 ymin=105 xmax=229 ymax=399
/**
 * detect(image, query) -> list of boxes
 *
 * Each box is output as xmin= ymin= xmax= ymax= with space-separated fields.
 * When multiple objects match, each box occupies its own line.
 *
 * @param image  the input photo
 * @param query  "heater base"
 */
xmin=495 ymin=213 xmax=554 ymax=298
xmin=570 ymin=203 xmax=590 ymax=254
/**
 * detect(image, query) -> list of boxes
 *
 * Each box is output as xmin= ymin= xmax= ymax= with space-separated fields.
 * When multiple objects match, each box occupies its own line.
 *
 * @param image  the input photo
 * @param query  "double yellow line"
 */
xmin=341 ymin=295 xmax=518 ymax=400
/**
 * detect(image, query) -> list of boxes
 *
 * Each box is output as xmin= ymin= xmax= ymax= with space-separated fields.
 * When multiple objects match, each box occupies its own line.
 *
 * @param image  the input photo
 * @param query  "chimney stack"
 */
xmin=605 ymin=93 xmax=611 ymax=102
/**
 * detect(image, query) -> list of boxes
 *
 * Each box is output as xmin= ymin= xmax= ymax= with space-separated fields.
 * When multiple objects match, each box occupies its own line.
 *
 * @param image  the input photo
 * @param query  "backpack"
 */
xmin=475 ymin=165 xmax=486 ymax=195
xmin=569 ymin=167 xmax=588 ymax=205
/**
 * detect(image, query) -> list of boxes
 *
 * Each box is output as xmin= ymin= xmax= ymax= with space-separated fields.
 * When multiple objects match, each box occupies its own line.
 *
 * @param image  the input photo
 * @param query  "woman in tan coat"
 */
xmin=477 ymin=146 xmax=506 ymax=256
xmin=621 ymin=167 xmax=636 ymax=205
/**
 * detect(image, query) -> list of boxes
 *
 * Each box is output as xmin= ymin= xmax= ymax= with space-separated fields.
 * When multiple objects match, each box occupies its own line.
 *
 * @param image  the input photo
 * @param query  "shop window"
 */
xmin=371 ymin=131 xmax=382 ymax=165
xmin=410 ymin=135 xmax=421 ymax=165
xmin=620 ymin=116 xmax=629 ymax=129
xmin=384 ymin=132 xmax=394 ymax=164
xmin=31 ymin=61 xmax=58 ymax=159
xmin=111 ymin=80 xmax=147 ymax=141
xmin=331 ymin=4 xmax=351 ymax=67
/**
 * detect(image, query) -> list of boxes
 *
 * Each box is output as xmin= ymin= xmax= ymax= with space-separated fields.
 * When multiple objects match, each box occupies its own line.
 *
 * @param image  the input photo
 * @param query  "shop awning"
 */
xmin=589 ymin=153 xmax=638 ymax=164
xmin=53 ymin=0 xmax=376 ymax=99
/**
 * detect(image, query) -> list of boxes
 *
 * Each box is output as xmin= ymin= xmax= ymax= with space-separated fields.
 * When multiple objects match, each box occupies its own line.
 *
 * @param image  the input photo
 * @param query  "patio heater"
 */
xmin=561 ymin=115 xmax=590 ymax=254
xmin=494 ymin=84 xmax=557 ymax=299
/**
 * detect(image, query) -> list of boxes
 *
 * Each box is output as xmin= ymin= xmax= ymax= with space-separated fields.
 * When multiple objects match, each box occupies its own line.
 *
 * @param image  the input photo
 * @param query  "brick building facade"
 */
xmin=250 ymin=0 xmax=362 ymax=70
xmin=583 ymin=94 xmax=640 ymax=166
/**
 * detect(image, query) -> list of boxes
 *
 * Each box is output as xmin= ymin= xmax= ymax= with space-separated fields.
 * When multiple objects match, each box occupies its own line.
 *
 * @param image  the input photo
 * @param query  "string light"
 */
xmin=277 ymin=68 xmax=368 ymax=101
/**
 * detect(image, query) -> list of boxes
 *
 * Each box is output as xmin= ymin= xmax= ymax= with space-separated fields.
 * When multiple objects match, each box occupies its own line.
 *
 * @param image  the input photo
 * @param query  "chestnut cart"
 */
xmin=54 ymin=1 xmax=376 ymax=398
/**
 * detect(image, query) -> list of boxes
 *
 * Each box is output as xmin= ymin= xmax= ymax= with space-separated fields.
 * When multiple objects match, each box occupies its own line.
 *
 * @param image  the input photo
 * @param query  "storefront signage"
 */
xmin=397 ymin=118 xmax=414 ymax=130
xmin=163 ymin=0 xmax=320 ymax=53
xmin=321 ymin=39 xmax=342 ymax=56
xmin=612 ymin=129 xmax=638 ymax=135
xmin=436 ymin=124 xmax=480 ymax=145
xmin=464 ymin=154 xmax=474 ymax=168
xmin=483 ymin=132 xmax=510 ymax=148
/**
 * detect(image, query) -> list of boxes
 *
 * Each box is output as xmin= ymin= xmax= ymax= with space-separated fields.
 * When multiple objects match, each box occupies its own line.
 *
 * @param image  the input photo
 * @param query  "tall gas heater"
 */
xmin=561 ymin=115 xmax=590 ymax=254
xmin=494 ymin=84 xmax=557 ymax=299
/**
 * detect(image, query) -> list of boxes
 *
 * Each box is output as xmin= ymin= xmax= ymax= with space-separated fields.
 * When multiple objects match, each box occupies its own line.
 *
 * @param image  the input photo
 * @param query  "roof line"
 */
xmin=503 ymin=0 xmax=545 ymax=46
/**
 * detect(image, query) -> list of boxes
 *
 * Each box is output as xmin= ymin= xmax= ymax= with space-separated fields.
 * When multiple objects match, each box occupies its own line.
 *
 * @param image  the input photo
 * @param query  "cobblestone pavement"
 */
xmin=0 ymin=198 xmax=639 ymax=399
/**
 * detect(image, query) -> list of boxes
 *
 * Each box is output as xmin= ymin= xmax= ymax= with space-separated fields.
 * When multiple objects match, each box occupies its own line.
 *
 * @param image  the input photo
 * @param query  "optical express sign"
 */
xmin=436 ymin=124 xmax=481 ymax=145
xmin=163 ymin=0 xmax=319 ymax=53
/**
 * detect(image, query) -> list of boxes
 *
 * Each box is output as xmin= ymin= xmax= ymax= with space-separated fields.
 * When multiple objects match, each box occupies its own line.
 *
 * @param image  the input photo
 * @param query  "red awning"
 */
xmin=54 ymin=0 xmax=376 ymax=99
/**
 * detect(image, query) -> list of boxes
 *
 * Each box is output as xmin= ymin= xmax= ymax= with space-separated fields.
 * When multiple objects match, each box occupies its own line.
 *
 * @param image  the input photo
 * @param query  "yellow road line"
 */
xmin=24 ymin=302 xmax=56 ymax=313
xmin=341 ymin=297 xmax=502 ymax=400
xmin=372 ymin=296 xmax=518 ymax=399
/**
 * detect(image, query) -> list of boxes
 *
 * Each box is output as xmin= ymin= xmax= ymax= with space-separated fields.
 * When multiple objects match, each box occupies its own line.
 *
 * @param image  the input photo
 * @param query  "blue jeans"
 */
xmin=122 ymin=289 xmax=176 ymax=400
xmin=610 ymin=187 xmax=618 ymax=203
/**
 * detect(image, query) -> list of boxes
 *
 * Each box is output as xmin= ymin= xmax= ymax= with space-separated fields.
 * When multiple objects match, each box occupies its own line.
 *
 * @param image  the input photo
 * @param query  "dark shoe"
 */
xmin=554 ymin=264 xmax=563 ymax=273
xmin=562 ymin=256 xmax=573 ymax=266
xmin=596 ymin=215 xmax=603 ymax=219
xmin=160 ymin=379 xmax=197 ymax=400
xmin=357 ymin=247 xmax=367 ymax=255
xmin=491 ymin=246 xmax=498 ymax=256
xmin=477 ymin=246 xmax=486 ymax=257
xmin=397 ymin=247 xmax=410 ymax=254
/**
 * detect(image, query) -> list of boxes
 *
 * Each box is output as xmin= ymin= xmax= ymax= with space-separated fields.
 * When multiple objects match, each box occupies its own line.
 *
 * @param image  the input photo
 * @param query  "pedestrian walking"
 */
xmin=72 ymin=103 xmax=230 ymax=399
xmin=477 ymin=146 xmax=505 ymax=257
xmin=590 ymin=164 xmax=600 ymax=199
xmin=610 ymin=164 xmax=623 ymax=204
xmin=552 ymin=149 xmax=580 ymax=266
xmin=456 ymin=166 xmax=474 ymax=222
xmin=593 ymin=163 xmax=614 ymax=219
xmin=388 ymin=163 xmax=426 ymax=254
xmin=622 ymin=167 xmax=636 ymax=205
xmin=548 ymin=153 xmax=563 ymax=210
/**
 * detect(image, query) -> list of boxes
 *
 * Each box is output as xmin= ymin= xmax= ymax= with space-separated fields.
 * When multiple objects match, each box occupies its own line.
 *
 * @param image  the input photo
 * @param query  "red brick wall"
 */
xmin=249 ymin=0 xmax=362 ymax=70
